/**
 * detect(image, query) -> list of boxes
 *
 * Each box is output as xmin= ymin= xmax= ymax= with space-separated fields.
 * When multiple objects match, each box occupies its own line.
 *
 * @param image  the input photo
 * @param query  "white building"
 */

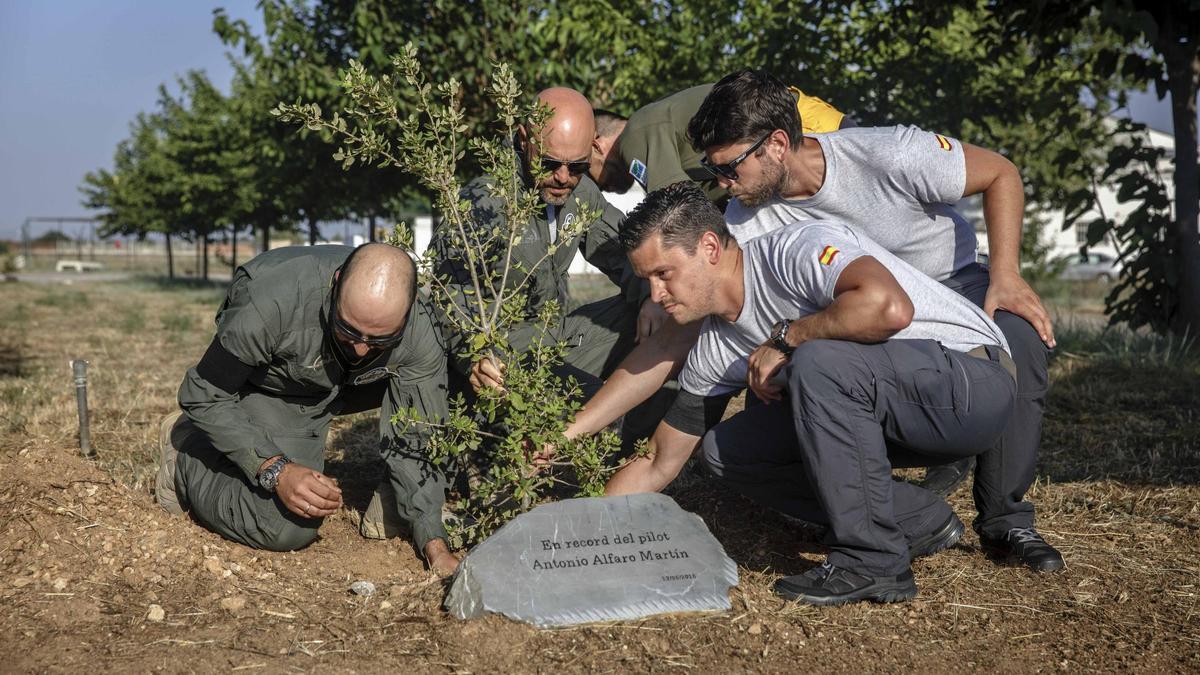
xmin=974 ymin=122 xmax=1177 ymax=264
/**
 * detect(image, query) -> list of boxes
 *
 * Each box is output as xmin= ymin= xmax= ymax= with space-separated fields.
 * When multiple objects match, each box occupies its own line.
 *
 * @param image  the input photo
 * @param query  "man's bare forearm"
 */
xmin=963 ymin=143 xmax=1025 ymax=275
xmin=783 ymin=258 xmax=914 ymax=348
xmin=565 ymin=321 xmax=699 ymax=439
xmin=604 ymin=421 xmax=701 ymax=495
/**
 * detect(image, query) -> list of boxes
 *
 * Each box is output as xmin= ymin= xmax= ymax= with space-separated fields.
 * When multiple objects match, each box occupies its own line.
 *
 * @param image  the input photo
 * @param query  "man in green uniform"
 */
xmin=589 ymin=84 xmax=852 ymax=204
xmin=435 ymin=87 xmax=654 ymax=394
xmin=157 ymin=243 xmax=460 ymax=575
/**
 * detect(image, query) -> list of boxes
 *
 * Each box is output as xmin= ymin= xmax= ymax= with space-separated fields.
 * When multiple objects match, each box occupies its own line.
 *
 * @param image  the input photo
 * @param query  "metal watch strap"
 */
xmin=258 ymin=455 xmax=292 ymax=493
xmin=771 ymin=319 xmax=794 ymax=356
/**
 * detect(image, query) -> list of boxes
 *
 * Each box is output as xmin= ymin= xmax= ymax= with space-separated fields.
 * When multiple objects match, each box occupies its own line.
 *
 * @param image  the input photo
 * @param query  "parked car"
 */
xmin=1060 ymin=251 xmax=1122 ymax=282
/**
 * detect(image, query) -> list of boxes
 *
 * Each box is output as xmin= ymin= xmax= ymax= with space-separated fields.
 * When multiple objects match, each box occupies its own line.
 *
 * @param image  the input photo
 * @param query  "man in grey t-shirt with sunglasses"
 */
xmin=688 ymin=70 xmax=1064 ymax=573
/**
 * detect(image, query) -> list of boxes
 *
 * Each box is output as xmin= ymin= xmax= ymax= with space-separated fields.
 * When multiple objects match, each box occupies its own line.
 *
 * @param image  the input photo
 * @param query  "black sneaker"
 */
xmin=914 ymin=457 xmax=974 ymax=497
xmin=908 ymin=513 xmax=965 ymax=559
xmin=979 ymin=527 xmax=1065 ymax=572
xmin=773 ymin=562 xmax=918 ymax=606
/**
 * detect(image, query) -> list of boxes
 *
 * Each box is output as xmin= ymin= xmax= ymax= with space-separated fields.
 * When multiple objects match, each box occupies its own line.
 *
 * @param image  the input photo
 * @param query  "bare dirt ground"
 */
xmin=2 ymin=278 xmax=1198 ymax=673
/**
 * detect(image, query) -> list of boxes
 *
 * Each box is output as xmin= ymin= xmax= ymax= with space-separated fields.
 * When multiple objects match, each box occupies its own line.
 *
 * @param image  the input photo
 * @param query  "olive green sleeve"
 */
xmin=429 ymin=179 xmax=507 ymax=376
xmin=618 ymin=120 xmax=692 ymax=193
xmin=378 ymin=302 xmax=453 ymax=552
xmin=577 ymin=182 xmax=649 ymax=307
xmin=177 ymin=272 xmax=282 ymax=482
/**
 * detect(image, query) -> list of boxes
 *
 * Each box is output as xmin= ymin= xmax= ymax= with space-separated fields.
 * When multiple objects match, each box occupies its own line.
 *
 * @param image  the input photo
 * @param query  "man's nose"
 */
xmin=553 ymin=164 xmax=573 ymax=183
xmin=353 ymin=342 xmax=371 ymax=358
xmin=650 ymin=278 xmax=668 ymax=303
xmin=716 ymin=174 xmax=735 ymax=188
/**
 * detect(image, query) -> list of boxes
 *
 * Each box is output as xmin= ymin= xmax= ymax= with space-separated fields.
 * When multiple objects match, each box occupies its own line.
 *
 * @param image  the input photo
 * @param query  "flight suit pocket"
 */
xmin=265 ymin=428 xmax=326 ymax=468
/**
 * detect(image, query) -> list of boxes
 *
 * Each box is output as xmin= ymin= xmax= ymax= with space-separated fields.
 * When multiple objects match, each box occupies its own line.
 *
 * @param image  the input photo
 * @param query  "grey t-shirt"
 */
xmin=724 ymin=125 xmax=976 ymax=282
xmin=678 ymin=221 xmax=1009 ymax=397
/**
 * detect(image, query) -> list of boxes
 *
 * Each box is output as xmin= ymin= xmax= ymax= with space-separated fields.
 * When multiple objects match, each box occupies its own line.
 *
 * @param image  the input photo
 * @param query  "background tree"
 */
xmin=158 ymin=72 xmax=247 ymax=280
xmin=81 ymin=112 xmax=182 ymax=278
xmin=987 ymin=0 xmax=1200 ymax=337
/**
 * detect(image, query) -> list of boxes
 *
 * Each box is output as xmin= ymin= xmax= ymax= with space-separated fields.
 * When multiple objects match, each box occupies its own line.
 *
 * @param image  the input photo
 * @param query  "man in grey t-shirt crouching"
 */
xmin=605 ymin=182 xmax=1017 ymax=606
xmin=689 ymin=69 xmax=1063 ymax=573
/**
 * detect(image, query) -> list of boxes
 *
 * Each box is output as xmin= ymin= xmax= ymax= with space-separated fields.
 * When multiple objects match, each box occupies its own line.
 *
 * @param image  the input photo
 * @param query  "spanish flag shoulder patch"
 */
xmin=819 ymin=245 xmax=840 ymax=266
xmin=934 ymin=134 xmax=952 ymax=152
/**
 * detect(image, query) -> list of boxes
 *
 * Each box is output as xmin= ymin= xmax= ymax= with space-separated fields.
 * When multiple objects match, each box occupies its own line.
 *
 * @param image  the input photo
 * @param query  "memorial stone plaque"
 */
xmin=444 ymin=493 xmax=738 ymax=627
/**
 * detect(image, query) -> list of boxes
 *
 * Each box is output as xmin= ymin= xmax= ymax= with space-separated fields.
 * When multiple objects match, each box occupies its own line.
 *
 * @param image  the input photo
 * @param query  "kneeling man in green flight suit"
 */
xmin=156 ymin=243 xmax=460 ymax=575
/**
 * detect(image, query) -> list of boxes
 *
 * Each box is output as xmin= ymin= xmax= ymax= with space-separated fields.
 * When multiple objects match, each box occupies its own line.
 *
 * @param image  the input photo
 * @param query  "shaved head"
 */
xmin=521 ymin=87 xmax=596 ymax=205
xmin=337 ymin=243 xmax=417 ymax=345
xmin=535 ymin=87 xmax=595 ymax=152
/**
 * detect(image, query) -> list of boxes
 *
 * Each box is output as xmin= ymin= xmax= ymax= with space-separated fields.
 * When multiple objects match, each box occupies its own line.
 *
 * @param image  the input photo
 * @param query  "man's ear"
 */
xmin=769 ymin=129 xmax=791 ymax=158
xmin=518 ymin=125 xmax=533 ymax=151
xmin=699 ymin=231 xmax=723 ymax=263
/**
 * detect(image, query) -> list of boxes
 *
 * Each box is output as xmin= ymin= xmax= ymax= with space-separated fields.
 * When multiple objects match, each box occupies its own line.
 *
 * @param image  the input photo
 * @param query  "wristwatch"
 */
xmin=257 ymin=455 xmax=292 ymax=493
xmin=770 ymin=319 xmax=795 ymax=357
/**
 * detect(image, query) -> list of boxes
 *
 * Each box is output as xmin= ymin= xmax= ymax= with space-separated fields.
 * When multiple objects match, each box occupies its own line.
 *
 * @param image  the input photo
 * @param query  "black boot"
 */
xmin=979 ymin=527 xmax=1065 ymax=572
xmin=914 ymin=456 xmax=974 ymax=497
xmin=774 ymin=562 xmax=918 ymax=606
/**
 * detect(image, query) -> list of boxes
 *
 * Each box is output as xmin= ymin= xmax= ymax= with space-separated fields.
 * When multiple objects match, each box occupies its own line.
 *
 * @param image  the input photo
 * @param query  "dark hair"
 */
xmin=687 ymin=69 xmax=801 ymax=152
xmin=593 ymin=108 xmax=628 ymax=138
xmin=620 ymin=181 xmax=731 ymax=254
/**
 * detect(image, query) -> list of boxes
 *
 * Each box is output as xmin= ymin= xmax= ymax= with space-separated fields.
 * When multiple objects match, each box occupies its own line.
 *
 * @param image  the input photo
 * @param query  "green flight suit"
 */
xmin=432 ymin=169 xmax=644 ymax=386
xmin=174 ymin=245 xmax=450 ymax=552
xmin=618 ymin=83 xmax=849 ymax=202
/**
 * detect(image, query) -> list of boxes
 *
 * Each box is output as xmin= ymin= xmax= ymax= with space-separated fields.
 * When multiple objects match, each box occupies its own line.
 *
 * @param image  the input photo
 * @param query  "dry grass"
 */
xmin=0 ymin=279 xmax=224 ymax=483
xmin=0 ymin=277 xmax=1198 ymax=672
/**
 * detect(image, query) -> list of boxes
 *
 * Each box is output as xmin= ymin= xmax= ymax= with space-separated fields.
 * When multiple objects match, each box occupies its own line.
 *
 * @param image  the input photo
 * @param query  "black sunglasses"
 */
xmin=329 ymin=277 xmax=404 ymax=349
xmin=700 ymin=132 xmax=772 ymax=181
xmin=540 ymin=156 xmax=591 ymax=177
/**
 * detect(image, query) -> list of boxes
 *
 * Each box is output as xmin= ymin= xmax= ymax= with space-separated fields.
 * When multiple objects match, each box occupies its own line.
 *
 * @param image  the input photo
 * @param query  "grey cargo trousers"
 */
xmin=172 ymin=382 xmax=388 ymax=552
xmin=942 ymin=263 xmax=1048 ymax=537
xmin=702 ymin=338 xmax=1015 ymax=577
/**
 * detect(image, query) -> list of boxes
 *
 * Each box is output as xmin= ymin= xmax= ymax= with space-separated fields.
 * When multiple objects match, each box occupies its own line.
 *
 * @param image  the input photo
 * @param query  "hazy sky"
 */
xmin=0 ymin=1 xmax=261 ymax=239
xmin=0 ymin=1 xmax=1182 ymax=240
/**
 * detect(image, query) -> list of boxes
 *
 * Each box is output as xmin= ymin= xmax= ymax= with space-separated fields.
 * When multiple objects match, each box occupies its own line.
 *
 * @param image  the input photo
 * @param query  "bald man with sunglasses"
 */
xmin=157 ymin=243 xmax=461 ymax=575
xmin=433 ymin=87 xmax=655 ymax=398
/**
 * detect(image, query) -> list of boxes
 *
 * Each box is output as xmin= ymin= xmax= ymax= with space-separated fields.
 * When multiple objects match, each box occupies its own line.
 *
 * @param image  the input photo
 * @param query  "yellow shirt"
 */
xmin=790 ymin=86 xmax=845 ymax=134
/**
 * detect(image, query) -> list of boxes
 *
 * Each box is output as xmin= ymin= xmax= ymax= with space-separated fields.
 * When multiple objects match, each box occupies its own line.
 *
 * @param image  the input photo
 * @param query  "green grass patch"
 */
xmin=35 ymin=288 xmax=88 ymax=309
xmin=160 ymin=312 xmax=196 ymax=340
xmin=115 ymin=305 xmax=147 ymax=334
xmin=1042 ymin=319 xmax=1200 ymax=485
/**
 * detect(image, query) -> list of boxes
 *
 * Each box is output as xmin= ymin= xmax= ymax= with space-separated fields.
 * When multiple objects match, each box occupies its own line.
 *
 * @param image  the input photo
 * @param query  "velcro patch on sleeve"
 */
xmin=629 ymin=158 xmax=648 ymax=186
xmin=819 ymin=245 xmax=840 ymax=265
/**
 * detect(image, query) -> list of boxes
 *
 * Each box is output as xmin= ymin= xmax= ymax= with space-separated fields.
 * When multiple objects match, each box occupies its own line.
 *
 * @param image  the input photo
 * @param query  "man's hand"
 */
xmin=275 ymin=463 xmax=342 ymax=519
xmin=637 ymin=298 xmax=669 ymax=344
xmin=747 ymin=342 xmax=789 ymax=403
xmin=985 ymin=269 xmax=1056 ymax=348
xmin=423 ymin=538 xmax=461 ymax=576
xmin=469 ymin=355 xmax=507 ymax=393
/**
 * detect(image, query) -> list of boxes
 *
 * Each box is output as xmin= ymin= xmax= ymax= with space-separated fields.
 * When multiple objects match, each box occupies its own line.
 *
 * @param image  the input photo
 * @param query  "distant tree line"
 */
xmin=80 ymin=0 xmax=1199 ymax=336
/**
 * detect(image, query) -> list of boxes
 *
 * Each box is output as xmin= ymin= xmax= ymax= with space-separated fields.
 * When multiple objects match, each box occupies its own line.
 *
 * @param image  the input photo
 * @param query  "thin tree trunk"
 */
xmin=308 ymin=216 xmax=320 ymax=246
xmin=165 ymin=232 xmax=174 ymax=279
xmin=1163 ymin=24 xmax=1200 ymax=337
xmin=202 ymin=235 xmax=210 ymax=281
xmin=368 ymin=214 xmax=377 ymax=243
xmin=230 ymin=225 xmax=238 ymax=271
xmin=260 ymin=223 xmax=270 ymax=254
